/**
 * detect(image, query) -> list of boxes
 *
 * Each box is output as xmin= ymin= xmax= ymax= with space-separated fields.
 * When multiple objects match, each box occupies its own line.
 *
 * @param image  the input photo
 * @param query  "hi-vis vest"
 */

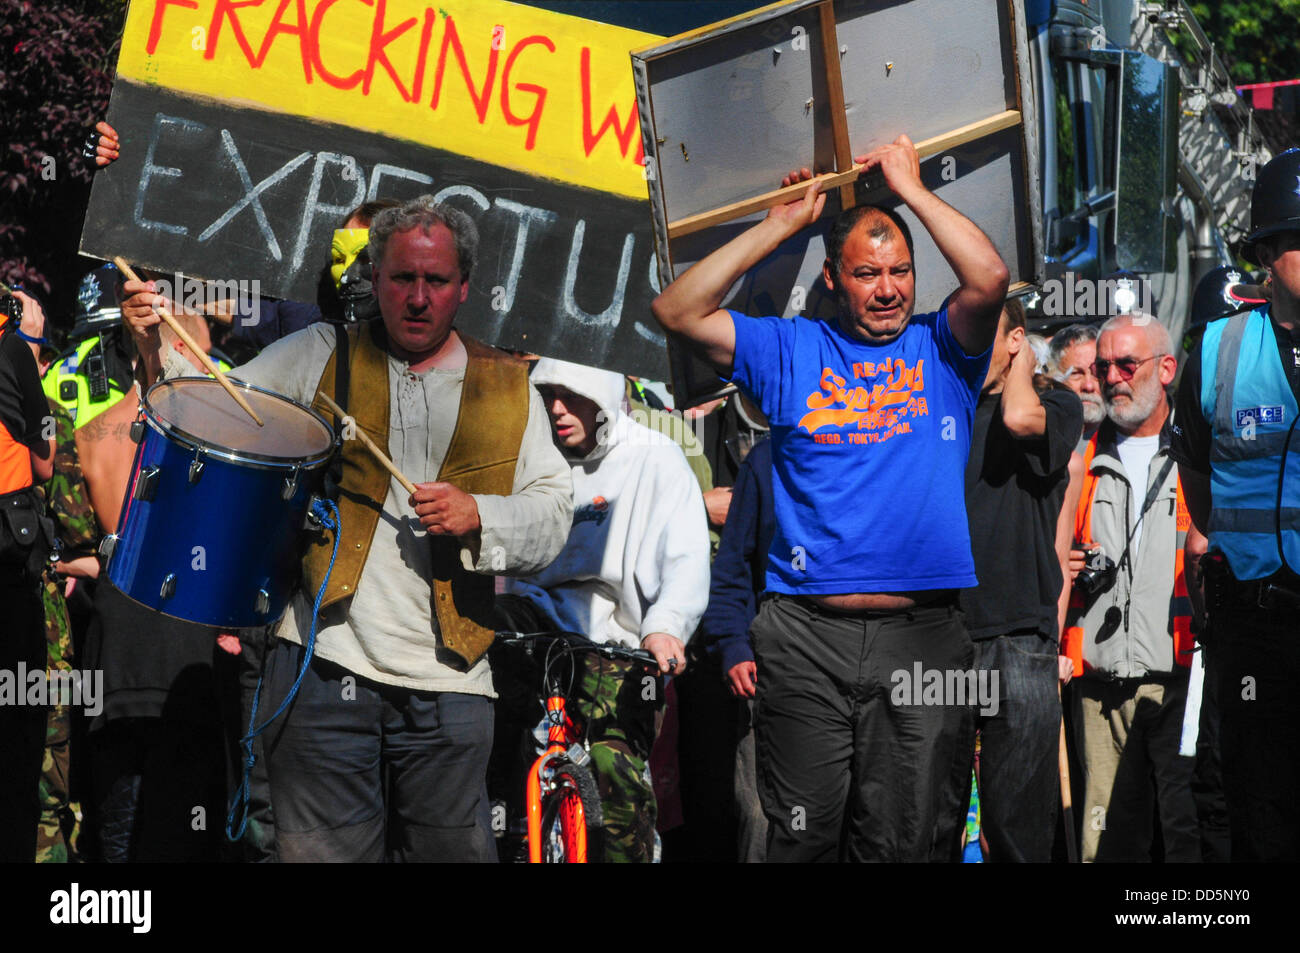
xmin=1061 ymin=435 xmax=1194 ymax=676
xmin=42 ymin=337 xmax=129 ymax=428
xmin=1199 ymin=307 xmax=1300 ymax=580
xmin=43 ymin=337 xmax=233 ymax=427
xmin=301 ymin=321 xmax=530 ymax=669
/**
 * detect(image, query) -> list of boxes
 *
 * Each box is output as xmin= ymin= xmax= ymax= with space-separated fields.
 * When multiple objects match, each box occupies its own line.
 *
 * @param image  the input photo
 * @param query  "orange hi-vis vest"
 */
xmin=0 ymin=316 xmax=34 ymax=493
xmin=1061 ymin=434 xmax=1194 ymax=677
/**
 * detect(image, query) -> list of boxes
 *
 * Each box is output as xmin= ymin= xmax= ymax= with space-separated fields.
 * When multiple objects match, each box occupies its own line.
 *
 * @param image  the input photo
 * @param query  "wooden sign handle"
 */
xmin=665 ymin=109 xmax=1022 ymax=239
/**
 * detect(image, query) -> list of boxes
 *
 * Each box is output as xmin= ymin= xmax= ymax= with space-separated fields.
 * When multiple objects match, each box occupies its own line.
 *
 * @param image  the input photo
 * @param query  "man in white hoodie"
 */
xmin=506 ymin=357 xmax=710 ymax=861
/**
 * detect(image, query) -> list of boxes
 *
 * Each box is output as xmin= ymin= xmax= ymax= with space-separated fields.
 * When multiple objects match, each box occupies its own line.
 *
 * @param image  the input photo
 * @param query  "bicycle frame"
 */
xmin=526 ymin=693 xmax=588 ymax=862
xmin=500 ymin=630 xmax=656 ymax=864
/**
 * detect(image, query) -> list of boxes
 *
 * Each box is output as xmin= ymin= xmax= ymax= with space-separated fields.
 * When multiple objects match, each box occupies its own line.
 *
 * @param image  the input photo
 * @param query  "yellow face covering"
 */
xmin=330 ymin=228 xmax=369 ymax=288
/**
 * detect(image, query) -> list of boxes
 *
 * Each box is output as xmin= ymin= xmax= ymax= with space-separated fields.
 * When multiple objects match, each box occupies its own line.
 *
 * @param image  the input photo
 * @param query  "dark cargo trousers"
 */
xmin=751 ymin=595 xmax=974 ymax=862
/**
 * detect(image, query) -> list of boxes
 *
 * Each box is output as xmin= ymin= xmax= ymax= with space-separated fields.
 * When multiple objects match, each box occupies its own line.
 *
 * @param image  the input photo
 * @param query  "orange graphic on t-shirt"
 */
xmin=797 ymin=361 xmax=928 ymax=434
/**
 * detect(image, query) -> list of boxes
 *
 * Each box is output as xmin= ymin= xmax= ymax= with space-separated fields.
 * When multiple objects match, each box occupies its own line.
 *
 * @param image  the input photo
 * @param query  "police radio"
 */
xmin=85 ymin=334 xmax=110 ymax=401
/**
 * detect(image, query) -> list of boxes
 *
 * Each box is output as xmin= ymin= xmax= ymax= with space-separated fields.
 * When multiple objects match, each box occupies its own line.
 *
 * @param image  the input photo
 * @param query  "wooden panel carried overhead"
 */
xmin=631 ymin=0 xmax=1042 ymax=404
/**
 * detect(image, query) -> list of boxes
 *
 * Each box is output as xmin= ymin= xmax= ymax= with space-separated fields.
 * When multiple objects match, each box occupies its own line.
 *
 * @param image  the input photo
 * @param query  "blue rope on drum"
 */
xmin=226 ymin=497 xmax=341 ymax=843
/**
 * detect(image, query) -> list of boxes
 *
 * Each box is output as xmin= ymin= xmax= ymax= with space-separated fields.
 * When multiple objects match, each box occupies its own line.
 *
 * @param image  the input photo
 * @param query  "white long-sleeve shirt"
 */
xmin=162 ymin=324 xmax=572 ymax=695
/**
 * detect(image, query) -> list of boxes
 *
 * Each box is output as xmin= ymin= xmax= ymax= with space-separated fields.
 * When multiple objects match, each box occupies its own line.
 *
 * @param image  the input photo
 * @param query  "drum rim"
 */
xmin=142 ymin=376 xmax=338 ymax=470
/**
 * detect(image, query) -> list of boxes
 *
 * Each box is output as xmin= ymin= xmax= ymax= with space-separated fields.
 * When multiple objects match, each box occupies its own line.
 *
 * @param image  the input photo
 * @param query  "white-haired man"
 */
xmin=1063 ymin=312 xmax=1204 ymax=862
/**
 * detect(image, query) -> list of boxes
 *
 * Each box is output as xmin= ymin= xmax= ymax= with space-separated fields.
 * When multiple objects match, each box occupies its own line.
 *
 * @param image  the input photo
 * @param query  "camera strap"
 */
xmin=1118 ymin=455 xmax=1176 ymax=573
xmin=1110 ymin=455 xmax=1176 ymax=631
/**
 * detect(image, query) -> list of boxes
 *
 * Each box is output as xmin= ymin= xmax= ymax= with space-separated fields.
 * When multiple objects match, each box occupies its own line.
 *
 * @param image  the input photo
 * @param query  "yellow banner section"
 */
xmin=120 ymin=0 xmax=658 ymax=198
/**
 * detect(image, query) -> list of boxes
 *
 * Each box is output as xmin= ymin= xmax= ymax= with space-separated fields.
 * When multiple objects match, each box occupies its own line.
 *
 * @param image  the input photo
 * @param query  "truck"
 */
xmin=1024 ymin=0 xmax=1271 ymax=339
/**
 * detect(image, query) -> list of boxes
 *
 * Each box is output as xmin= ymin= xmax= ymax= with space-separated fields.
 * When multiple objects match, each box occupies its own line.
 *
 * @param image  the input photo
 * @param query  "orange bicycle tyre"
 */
xmin=538 ymin=759 xmax=603 ymax=863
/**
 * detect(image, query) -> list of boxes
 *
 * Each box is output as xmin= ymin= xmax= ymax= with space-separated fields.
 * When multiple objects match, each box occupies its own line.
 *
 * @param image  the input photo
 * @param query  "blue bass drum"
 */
xmin=102 ymin=377 xmax=337 ymax=628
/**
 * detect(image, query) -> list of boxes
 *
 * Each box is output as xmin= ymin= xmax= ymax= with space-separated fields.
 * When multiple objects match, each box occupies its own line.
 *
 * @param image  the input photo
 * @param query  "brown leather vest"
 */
xmin=302 ymin=322 xmax=530 ymax=668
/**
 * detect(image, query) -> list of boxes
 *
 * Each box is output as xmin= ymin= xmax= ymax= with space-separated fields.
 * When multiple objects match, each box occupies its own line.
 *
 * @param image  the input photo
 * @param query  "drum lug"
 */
xmin=255 ymin=588 xmax=270 ymax=615
xmin=129 ymin=420 xmax=144 ymax=444
xmin=282 ymin=466 xmax=301 ymax=500
xmin=98 ymin=534 xmax=118 ymax=559
xmin=134 ymin=465 xmax=161 ymax=501
xmin=189 ymin=450 xmax=205 ymax=484
xmin=159 ymin=573 xmax=177 ymax=600
xmin=304 ymin=494 xmax=325 ymax=530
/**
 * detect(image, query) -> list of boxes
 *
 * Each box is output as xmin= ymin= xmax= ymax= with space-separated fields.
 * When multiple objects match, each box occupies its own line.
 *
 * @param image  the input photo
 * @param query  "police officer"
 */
xmin=43 ymin=263 xmax=134 ymax=428
xmin=1183 ymin=265 xmax=1268 ymax=356
xmin=1172 ymin=147 xmax=1300 ymax=862
xmin=1178 ymin=265 xmax=1266 ymax=863
xmin=46 ymin=264 xmax=236 ymax=428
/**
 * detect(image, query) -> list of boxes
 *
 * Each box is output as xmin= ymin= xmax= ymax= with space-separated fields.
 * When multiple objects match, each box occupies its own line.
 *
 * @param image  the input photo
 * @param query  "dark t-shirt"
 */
xmin=0 ymin=329 xmax=51 ymax=492
xmin=1171 ymin=311 xmax=1300 ymax=472
xmin=82 ymin=582 xmax=233 ymax=729
xmin=0 ymin=330 xmax=49 ymax=449
xmin=960 ymin=385 xmax=1083 ymax=640
xmin=223 ymin=298 xmax=324 ymax=354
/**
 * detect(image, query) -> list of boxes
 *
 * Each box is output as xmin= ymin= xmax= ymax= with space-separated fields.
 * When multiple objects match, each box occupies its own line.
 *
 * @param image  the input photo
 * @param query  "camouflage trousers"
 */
xmin=36 ymin=575 xmax=82 ymax=863
xmin=37 ymin=704 xmax=79 ymax=862
xmin=568 ymin=655 xmax=664 ymax=864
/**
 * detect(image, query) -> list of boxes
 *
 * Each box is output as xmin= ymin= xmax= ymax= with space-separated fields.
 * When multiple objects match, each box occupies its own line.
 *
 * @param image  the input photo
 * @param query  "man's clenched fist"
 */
xmin=410 ymin=482 xmax=481 ymax=537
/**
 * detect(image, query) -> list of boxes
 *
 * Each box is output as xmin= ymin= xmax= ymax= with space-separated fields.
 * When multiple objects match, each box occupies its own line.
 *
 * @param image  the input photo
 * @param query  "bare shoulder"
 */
xmin=76 ymin=396 xmax=141 ymax=464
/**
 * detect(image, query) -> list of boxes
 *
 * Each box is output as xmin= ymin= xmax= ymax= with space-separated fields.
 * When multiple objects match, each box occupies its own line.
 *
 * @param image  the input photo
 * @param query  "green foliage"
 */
xmin=0 ymin=0 xmax=126 ymax=321
xmin=1188 ymin=1 xmax=1300 ymax=86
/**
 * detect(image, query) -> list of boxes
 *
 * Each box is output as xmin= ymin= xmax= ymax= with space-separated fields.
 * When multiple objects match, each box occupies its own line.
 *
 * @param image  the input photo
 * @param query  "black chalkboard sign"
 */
xmin=82 ymin=78 xmax=668 ymax=378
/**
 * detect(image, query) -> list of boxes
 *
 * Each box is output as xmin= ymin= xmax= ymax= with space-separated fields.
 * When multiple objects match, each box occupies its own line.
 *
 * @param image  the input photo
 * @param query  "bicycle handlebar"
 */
xmin=494 ymin=630 xmax=659 ymax=669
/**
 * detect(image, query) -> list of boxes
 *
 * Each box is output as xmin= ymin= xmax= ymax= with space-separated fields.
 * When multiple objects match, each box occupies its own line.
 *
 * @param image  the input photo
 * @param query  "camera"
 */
xmin=1 ymin=292 xmax=22 ymax=326
xmin=1076 ymin=544 xmax=1117 ymax=596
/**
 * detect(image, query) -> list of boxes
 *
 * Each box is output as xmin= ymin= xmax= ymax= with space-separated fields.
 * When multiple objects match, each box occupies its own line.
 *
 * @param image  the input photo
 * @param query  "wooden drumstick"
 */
xmin=113 ymin=257 xmax=264 ymax=427
xmin=316 ymin=392 xmax=418 ymax=496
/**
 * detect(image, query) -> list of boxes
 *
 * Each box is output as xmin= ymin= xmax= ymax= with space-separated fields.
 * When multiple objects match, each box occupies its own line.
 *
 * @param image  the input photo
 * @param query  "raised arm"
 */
xmin=1000 ymin=336 xmax=1046 ymax=437
xmin=650 ymin=172 xmax=826 ymax=376
xmin=855 ymin=136 xmax=1008 ymax=355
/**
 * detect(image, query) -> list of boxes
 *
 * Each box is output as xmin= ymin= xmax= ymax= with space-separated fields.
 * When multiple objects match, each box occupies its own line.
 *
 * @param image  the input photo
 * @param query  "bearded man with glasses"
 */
xmin=1061 ymin=312 xmax=1206 ymax=862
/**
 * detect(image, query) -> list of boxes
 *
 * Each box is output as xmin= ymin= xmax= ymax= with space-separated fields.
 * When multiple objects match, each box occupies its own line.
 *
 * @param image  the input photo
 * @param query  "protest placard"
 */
xmin=81 ymin=0 xmax=672 ymax=376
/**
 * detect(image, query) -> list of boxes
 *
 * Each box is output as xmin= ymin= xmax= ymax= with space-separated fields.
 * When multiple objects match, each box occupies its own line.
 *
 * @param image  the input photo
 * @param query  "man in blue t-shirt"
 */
xmin=652 ymin=136 xmax=1009 ymax=861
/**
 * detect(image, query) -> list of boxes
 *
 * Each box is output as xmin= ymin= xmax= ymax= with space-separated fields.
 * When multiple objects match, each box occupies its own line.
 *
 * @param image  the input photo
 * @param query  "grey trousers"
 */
xmin=261 ymin=639 xmax=496 ymax=863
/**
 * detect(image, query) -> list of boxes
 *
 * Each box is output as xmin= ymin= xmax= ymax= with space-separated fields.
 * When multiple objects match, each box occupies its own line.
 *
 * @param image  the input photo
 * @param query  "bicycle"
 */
xmin=493 ymin=630 xmax=659 ymax=864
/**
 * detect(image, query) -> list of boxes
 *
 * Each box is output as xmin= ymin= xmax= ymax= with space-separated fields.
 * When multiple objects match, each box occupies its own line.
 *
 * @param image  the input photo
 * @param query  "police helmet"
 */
xmin=1241 ymin=148 xmax=1300 ymax=265
xmin=72 ymin=262 xmax=124 ymax=339
xmin=1189 ymin=266 xmax=1269 ymax=332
